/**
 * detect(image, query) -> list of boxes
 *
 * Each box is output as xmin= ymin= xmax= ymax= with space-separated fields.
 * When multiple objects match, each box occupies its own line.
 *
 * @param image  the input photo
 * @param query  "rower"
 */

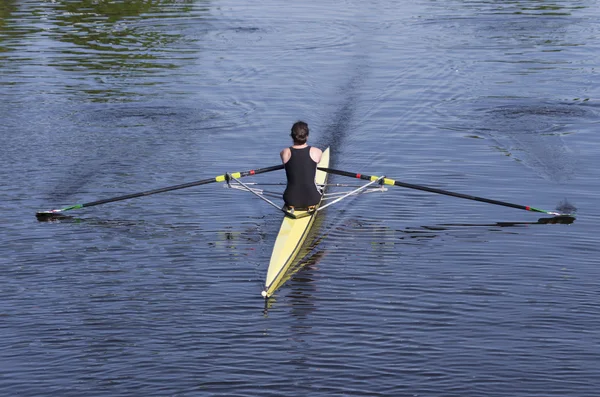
xmin=280 ymin=121 xmax=323 ymax=212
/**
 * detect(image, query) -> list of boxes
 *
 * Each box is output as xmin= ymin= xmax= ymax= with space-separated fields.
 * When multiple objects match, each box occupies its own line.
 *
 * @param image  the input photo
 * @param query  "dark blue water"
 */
xmin=2 ymin=1 xmax=599 ymax=395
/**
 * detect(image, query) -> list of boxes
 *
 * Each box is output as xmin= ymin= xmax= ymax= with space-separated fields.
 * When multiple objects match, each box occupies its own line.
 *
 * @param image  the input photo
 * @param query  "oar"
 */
xmin=36 ymin=164 xmax=284 ymax=220
xmin=318 ymin=167 xmax=569 ymax=217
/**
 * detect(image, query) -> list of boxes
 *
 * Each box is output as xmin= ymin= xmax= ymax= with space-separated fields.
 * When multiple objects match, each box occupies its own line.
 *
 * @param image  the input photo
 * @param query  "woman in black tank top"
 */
xmin=280 ymin=121 xmax=323 ymax=208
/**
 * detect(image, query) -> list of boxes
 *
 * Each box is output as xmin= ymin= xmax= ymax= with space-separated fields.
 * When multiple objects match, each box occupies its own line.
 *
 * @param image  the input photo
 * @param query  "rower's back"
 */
xmin=283 ymin=146 xmax=322 ymax=208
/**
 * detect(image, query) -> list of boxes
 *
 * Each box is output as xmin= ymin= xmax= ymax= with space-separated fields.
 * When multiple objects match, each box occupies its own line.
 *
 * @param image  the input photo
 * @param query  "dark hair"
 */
xmin=291 ymin=121 xmax=309 ymax=144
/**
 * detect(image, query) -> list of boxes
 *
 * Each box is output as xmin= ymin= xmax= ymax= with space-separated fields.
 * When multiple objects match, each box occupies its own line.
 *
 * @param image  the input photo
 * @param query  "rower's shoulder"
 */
xmin=280 ymin=147 xmax=291 ymax=163
xmin=309 ymin=146 xmax=322 ymax=163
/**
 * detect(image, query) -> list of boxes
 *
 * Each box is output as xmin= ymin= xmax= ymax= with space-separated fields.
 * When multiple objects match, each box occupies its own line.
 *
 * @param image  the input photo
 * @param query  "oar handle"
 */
xmin=318 ymin=167 xmax=562 ymax=216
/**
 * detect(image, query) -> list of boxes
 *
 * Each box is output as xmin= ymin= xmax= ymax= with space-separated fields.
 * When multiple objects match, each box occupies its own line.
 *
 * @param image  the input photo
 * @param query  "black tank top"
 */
xmin=283 ymin=146 xmax=322 ymax=207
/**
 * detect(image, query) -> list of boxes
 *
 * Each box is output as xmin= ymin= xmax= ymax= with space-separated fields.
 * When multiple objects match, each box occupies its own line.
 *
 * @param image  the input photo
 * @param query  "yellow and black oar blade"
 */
xmin=36 ymin=164 xmax=284 ymax=221
xmin=318 ymin=167 xmax=574 ymax=218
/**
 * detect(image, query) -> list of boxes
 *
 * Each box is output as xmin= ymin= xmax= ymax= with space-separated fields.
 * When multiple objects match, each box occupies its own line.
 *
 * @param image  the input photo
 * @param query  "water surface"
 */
xmin=1 ymin=0 xmax=599 ymax=395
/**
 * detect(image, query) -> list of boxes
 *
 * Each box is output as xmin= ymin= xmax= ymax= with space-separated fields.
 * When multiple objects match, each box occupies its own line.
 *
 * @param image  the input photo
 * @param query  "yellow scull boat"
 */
xmin=262 ymin=147 xmax=330 ymax=298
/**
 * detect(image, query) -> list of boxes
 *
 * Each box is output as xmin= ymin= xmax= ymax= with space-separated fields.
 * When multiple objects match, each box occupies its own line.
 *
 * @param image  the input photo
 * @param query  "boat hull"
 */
xmin=263 ymin=148 xmax=330 ymax=298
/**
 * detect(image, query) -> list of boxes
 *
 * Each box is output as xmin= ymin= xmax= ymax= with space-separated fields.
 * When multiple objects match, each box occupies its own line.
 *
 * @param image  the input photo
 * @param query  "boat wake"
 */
xmin=478 ymin=102 xmax=588 ymax=183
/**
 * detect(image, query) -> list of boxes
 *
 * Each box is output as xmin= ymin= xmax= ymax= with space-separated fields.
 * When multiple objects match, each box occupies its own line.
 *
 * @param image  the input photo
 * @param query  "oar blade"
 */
xmin=537 ymin=215 xmax=576 ymax=224
xmin=36 ymin=211 xmax=73 ymax=222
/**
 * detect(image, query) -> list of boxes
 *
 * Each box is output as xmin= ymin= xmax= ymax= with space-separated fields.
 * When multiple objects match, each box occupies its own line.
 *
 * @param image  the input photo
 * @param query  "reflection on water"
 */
xmin=444 ymin=0 xmax=585 ymax=16
xmin=0 ymin=1 xmax=15 ymax=31
xmin=51 ymin=0 xmax=195 ymax=71
xmin=0 ymin=0 xmax=211 ymax=101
